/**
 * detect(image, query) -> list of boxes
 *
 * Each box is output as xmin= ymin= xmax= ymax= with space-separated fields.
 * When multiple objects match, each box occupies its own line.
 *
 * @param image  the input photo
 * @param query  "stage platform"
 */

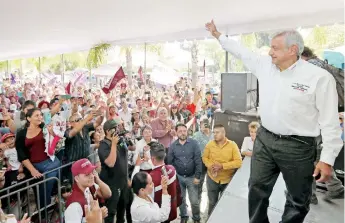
xmin=208 ymin=157 xmax=344 ymax=223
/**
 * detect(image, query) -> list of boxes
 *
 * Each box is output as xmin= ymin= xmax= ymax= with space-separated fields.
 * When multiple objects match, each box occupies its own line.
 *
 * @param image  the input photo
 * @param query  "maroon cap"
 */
xmin=1 ymin=133 xmax=15 ymax=143
xmin=71 ymin=159 xmax=97 ymax=177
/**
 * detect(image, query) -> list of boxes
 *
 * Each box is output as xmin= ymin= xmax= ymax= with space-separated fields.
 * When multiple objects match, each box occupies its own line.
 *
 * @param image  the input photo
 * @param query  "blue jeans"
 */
xmin=33 ymin=158 xmax=61 ymax=208
xmin=177 ymin=174 xmax=201 ymax=221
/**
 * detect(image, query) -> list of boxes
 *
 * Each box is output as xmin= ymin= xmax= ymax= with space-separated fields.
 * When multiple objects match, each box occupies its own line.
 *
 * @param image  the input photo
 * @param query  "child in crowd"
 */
xmin=2 ymin=133 xmax=25 ymax=182
xmin=0 ymin=133 xmax=27 ymax=219
xmin=241 ymin=121 xmax=260 ymax=157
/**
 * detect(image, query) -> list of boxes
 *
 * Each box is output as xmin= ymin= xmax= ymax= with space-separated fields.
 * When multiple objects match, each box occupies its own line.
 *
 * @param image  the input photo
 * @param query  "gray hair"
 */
xmin=157 ymin=107 xmax=168 ymax=115
xmin=271 ymin=30 xmax=304 ymax=56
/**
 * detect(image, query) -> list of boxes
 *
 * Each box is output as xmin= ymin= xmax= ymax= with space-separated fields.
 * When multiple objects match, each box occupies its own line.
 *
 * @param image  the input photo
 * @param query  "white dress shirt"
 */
xmin=219 ymin=35 xmax=343 ymax=166
xmin=241 ymin=136 xmax=254 ymax=154
xmin=131 ymin=194 xmax=171 ymax=223
xmin=119 ymin=108 xmax=132 ymax=130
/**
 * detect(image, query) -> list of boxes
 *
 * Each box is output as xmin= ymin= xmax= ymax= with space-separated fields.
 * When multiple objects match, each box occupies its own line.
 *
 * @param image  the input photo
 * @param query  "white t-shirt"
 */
xmin=241 ymin=136 xmax=254 ymax=154
xmin=64 ymin=184 xmax=99 ymax=223
xmin=4 ymin=148 xmax=21 ymax=170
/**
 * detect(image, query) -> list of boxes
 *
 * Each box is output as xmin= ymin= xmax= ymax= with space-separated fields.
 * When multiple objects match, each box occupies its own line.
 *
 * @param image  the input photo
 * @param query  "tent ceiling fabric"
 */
xmin=0 ymin=0 xmax=343 ymax=61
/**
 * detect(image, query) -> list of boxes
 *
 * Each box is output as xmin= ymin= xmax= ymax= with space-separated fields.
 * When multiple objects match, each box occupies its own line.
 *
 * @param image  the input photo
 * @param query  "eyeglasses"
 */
xmin=71 ymin=118 xmax=82 ymax=123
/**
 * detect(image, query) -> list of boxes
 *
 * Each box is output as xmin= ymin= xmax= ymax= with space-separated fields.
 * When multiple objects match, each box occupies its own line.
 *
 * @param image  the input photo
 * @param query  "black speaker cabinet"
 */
xmin=214 ymin=111 xmax=260 ymax=148
xmin=221 ymin=72 xmax=258 ymax=112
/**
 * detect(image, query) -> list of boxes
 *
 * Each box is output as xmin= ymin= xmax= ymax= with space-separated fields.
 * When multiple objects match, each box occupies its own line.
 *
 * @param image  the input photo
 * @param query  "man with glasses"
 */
xmin=63 ymin=112 xmax=104 ymax=182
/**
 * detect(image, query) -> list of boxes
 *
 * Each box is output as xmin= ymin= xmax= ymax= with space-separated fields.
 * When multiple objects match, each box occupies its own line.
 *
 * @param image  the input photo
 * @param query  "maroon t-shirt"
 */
xmin=150 ymin=165 xmax=181 ymax=221
xmin=25 ymin=131 xmax=49 ymax=163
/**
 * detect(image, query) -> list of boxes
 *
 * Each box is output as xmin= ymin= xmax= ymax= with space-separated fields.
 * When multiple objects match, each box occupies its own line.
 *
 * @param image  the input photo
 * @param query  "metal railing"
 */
xmin=0 ymin=177 xmax=62 ymax=223
xmin=0 ymin=151 xmax=99 ymax=222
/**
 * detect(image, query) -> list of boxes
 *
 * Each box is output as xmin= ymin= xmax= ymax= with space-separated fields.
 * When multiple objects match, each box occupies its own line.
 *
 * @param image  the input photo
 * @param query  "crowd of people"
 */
xmin=0 ymin=20 xmax=343 ymax=223
xmin=0 ymin=72 xmax=239 ymax=223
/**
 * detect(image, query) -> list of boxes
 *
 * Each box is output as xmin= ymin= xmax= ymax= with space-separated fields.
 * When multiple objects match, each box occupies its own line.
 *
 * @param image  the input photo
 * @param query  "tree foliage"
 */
xmin=87 ymin=43 xmax=112 ymax=69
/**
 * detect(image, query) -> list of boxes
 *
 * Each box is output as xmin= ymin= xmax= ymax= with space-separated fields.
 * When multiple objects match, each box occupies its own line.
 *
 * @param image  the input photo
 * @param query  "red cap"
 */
xmin=1 ymin=133 xmax=15 ymax=143
xmin=38 ymin=100 xmax=49 ymax=109
xmin=71 ymin=159 xmax=97 ymax=177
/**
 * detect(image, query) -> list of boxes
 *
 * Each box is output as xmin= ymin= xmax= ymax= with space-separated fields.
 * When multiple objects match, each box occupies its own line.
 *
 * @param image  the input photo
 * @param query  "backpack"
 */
xmin=308 ymin=58 xmax=344 ymax=109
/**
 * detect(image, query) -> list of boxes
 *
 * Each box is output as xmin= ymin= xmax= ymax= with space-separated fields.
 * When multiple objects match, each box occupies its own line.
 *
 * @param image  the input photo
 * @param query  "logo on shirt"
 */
xmin=291 ymin=83 xmax=310 ymax=93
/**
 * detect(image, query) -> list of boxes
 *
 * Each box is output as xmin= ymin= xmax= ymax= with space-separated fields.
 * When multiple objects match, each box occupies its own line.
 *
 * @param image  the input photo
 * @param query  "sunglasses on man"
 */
xmin=71 ymin=118 xmax=82 ymax=123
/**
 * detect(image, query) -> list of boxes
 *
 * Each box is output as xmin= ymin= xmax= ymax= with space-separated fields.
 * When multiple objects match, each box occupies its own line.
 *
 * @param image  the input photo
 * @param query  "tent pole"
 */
xmin=225 ymin=51 xmax=229 ymax=72
xmin=144 ymin=43 xmax=147 ymax=83
xmin=225 ymin=35 xmax=229 ymax=73
xmin=6 ymin=60 xmax=9 ymax=77
xmin=89 ymin=68 xmax=92 ymax=89
xmin=38 ymin=57 xmax=41 ymax=85
xmin=61 ymin=54 xmax=65 ymax=84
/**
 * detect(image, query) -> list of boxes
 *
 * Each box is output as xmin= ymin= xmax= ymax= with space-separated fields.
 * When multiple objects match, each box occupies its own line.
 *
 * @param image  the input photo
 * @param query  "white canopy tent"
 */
xmin=0 ymin=0 xmax=343 ymax=61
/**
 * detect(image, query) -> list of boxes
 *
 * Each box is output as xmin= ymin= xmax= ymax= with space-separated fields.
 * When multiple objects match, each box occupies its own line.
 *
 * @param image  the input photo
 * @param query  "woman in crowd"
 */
xmin=7 ymin=100 xmax=36 ymax=133
xmin=131 ymin=172 xmax=170 ymax=223
xmin=132 ymin=125 xmax=156 ymax=175
xmin=15 ymin=108 xmax=61 ymax=207
xmin=142 ymin=113 xmax=151 ymax=125
xmin=170 ymin=103 xmax=184 ymax=125
xmin=90 ymin=131 xmax=102 ymax=172
xmin=131 ymin=109 xmax=143 ymax=129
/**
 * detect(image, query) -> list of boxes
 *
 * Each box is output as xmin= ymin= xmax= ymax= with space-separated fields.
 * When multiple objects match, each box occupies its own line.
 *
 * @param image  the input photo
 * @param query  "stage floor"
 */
xmin=208 ymin=157 xmax=344 ymax=223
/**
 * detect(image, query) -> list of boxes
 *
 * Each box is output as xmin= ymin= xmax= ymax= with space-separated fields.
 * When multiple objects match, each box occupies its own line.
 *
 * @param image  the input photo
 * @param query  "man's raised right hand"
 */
xmin=205 ymin=20 xmax=221 ymax=39
xmin=112 ymin=134 xmax=120 ymax=145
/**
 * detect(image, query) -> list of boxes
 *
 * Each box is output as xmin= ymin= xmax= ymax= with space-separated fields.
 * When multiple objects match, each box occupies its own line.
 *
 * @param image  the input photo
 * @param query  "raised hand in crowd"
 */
xmin=111 ymin=134 xmax=120 ymax=145
xmin=47 ymin=124 xmax=54 ymax=136
xmin=101 ymin=206 xmax=108 ymax=219
xmin=161 ymin=176 xmax=169 ymax=195
xmin=166 ymin=123 xmax=172 ymax=133
xmin=85 ymin=198 xmax=102 ymax=223
xmin=0 ymin=142 xmax=8 ymax=150
xmin=135 ymin=154 xmax=144 ymax=166
xmin=20 ymin=213 xmax=31 ymax=223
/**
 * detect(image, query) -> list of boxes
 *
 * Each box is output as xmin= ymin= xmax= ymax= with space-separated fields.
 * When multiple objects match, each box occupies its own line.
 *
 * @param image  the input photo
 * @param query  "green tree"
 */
xmin=120 ymin=44 xmax=162 ymax=88
xmin=87 ymin=43 xmax=112 ymax=70
xmin=120 ymin=46 xmax=133 ymax=87
xmin=28 ymin=57 xmax=47 ymax=73
xmin=201 ymin=40 xmax=225 ymax=73
xmin=0 ymin=61 xmax=9 ymax=72
xmin=180 ymin=40 xmax=199 ymax=87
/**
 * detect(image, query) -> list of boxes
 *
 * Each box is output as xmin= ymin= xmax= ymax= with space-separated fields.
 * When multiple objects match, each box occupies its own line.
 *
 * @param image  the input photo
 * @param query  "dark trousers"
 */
xmin=104 ymin=185 xmax=128 ymax=223
xmin=198 ymin=161 xmax=208 ymax=201
xmin=206 ymin=175 xmax=228 ymax=216
xmin=125 ymin=185 xmax=133 ymax=223
xmin=248 ymin=127 xmax=316 ymax=223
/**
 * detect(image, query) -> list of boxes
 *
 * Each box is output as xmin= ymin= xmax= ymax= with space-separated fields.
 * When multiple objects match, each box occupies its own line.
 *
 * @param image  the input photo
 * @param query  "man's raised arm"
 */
xmin=205 ymin=20 xmax=269 ymax=76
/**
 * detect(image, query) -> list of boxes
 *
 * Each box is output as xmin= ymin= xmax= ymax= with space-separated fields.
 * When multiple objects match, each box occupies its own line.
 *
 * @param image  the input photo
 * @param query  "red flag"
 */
xmin=138 ymin=66 xmax=144 ymax=82
xmin=203 ymin=59 xmax=206 ymax=78
xmin=65 ymin=81 xmax=71 ymax=94
xmin=102 ymin=67 xmax=126 ymax=94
